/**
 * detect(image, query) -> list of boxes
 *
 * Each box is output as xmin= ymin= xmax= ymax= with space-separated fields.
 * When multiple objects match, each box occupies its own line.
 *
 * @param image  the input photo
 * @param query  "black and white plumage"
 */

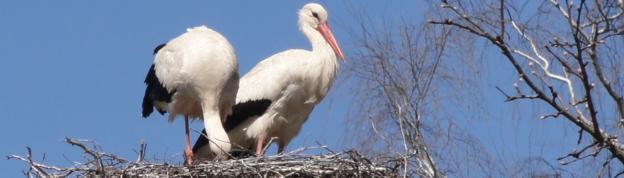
xmin=142 ymin=64 xmax=172 ymax=116
xmin=141 ymin=26 xmax=239 ymax=164
xmin=194 ymin=3 xmax=344 ymax=158
xmin=192 ymin=99 xmax=272 ymax=157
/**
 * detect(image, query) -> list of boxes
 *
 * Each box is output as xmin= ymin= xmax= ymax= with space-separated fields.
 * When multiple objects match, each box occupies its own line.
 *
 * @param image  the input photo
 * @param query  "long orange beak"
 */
xmin=316 ymin=22 xmax=345 ymax=61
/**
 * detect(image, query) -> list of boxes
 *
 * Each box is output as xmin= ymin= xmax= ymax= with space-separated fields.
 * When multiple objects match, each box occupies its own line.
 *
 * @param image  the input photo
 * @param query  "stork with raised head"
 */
xmin=193 ymin=3 xmax=344 ymax=158
xmin=142 ymin=26 xmax=239 ymax=165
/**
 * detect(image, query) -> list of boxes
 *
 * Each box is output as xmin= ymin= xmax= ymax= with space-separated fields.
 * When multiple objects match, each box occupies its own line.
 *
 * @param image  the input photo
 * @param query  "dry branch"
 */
xmin=431 ymin=0 xmax=624 ymax=175
xmin=8 ymin=139 xmax=402 ymax=177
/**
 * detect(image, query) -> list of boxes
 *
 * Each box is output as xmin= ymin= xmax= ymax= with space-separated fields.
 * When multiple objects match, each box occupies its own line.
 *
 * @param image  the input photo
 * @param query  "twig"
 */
xmin=7 ymin=147 xmax=49 ymax=177
xmin=495 ymin=86 xmax=539 ymax=102
xmin=557 ymin=141 xmax=601 ymax=165
xmin=266 ymin=137 xmax=278 ymax=155
xmin=136 ymin=139 xmax=147 ymax=162
xmin=65 ymin=137 xmax=104 ymax=175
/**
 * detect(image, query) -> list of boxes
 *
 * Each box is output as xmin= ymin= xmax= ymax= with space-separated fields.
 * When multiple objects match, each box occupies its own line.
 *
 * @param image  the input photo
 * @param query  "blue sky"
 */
xmin=0 ymin=0 xmax=602 ymax=177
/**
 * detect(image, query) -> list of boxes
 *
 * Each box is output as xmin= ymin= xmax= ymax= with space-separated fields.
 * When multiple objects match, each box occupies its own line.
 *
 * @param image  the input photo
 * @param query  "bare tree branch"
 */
xmin=431 ymin=0 xmax=624 ymax=175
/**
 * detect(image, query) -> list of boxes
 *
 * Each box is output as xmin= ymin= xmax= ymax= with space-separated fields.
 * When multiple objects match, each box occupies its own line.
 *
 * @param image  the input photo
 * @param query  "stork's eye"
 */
xmin=312 ymin=12 xmax=319 ymax=20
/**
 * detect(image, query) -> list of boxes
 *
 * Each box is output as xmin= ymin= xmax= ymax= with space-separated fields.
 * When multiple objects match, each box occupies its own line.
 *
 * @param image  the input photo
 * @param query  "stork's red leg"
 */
xmin=184 ymin=115 xmax=193 ymax=165
xmin=255 ymin=135 xmax=265 ymax=156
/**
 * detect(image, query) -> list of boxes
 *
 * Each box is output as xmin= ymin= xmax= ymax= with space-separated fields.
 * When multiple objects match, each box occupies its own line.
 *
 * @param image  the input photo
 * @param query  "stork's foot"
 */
xmin=255 ymin=147 xmax=267 ymax=158
xmin=184 ymin=147 xmax=194 ymax=166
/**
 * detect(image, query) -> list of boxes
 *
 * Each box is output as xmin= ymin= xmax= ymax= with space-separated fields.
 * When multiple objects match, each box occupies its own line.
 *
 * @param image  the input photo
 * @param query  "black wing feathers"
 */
xmin=141 ymin=43 xmax=174 ymax=117
xmin=224 ymin=99 xmax=272 ymax=131
xmin=141 ymin=85 xmax=156 ymax=117
xmin=192 ymin=131 xmax=210 ymax=154
xmin=153 ymin=43 xmax=167 ymax=55
xmin=142 ymin=64 xmax=174 ymax=117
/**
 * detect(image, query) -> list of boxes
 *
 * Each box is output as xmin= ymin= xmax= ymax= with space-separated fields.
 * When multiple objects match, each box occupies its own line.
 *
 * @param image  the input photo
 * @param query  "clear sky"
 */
xmin=0 ymin=0 xmax=596 ymax=177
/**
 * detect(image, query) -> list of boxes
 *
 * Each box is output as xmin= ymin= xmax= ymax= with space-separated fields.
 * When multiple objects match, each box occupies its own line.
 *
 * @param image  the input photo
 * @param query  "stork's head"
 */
xmin=298 ymin=3 xmax=345 ymax=60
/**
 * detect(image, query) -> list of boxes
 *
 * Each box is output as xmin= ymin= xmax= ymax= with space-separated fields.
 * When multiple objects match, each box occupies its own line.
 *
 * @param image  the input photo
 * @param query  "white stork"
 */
xmin=193 ymin=3 xmax=344 ymax=158
xmin=141 ymin=26 xmax=239 ymax=165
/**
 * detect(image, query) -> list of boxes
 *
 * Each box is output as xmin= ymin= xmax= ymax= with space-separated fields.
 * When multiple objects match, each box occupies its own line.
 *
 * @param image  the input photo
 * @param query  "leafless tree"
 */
xmin=428 ymin=0 xmax=624 ymax=176
xmin=344 ymin=0 xmax=624 ymax=177
xmin=342 ymin=3 xmax=506 ymax=177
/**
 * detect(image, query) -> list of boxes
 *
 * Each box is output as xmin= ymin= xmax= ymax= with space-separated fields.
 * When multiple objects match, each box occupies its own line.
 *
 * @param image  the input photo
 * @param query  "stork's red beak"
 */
xmin=316 ymin=22 xmax=345 ymax=61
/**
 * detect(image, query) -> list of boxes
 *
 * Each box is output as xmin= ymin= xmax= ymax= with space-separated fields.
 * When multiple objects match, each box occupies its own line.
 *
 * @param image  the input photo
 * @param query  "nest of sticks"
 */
xmin=8 ymin=138 xmax=402 ymax=177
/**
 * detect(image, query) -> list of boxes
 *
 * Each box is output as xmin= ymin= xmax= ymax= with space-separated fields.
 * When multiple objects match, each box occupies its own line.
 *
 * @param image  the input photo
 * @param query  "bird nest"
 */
xmin=8 ymin=138 xmax=401 ymax=177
